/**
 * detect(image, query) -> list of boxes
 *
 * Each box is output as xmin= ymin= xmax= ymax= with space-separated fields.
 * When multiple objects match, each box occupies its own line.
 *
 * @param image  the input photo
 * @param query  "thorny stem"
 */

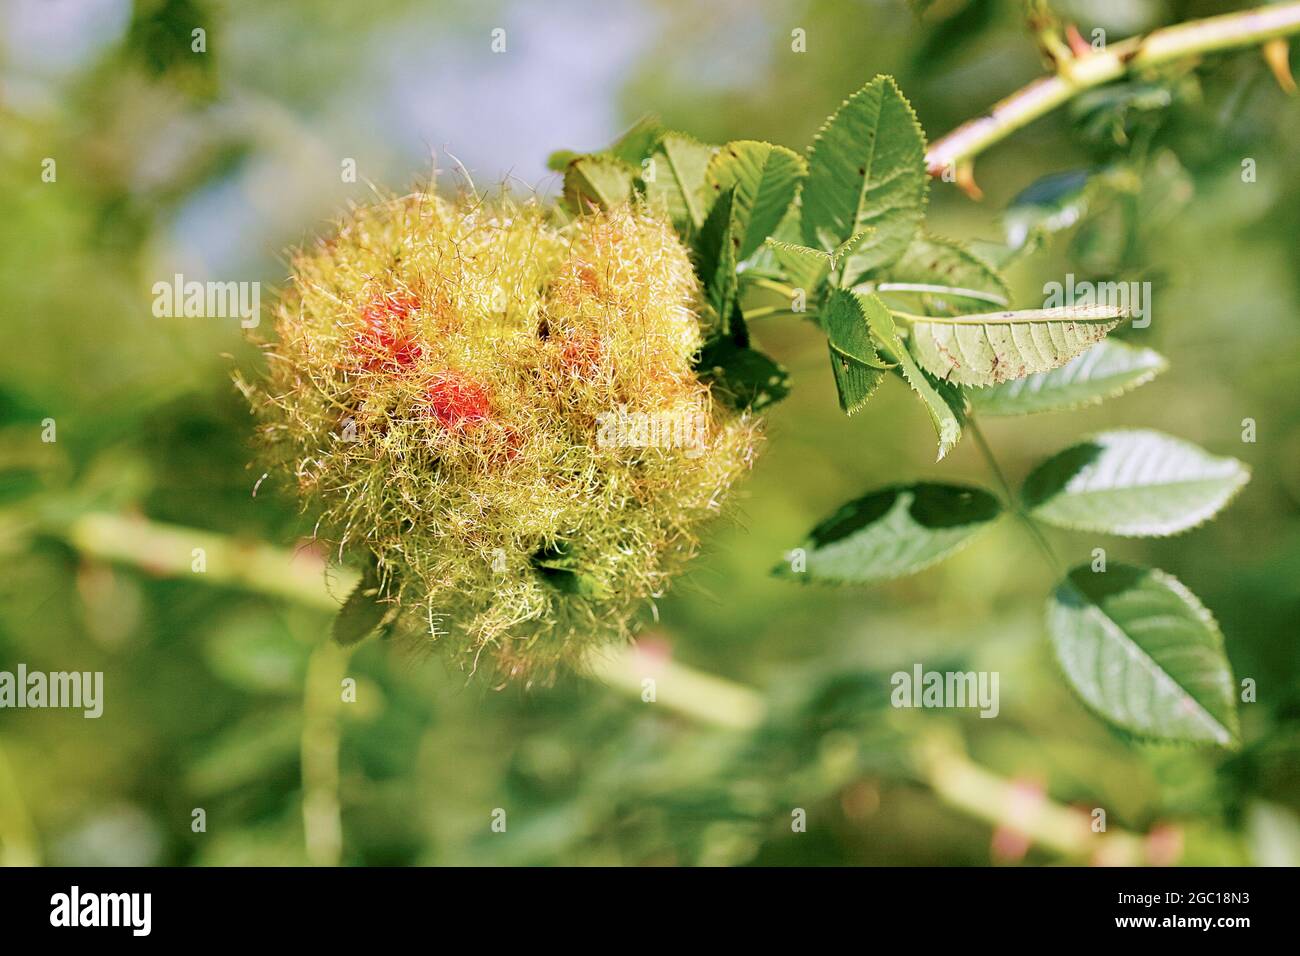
xmin=967 ymin=415 xmax=1063 ymax=575
xmin=48 ymin=510 xmax=1154 ymax=864
xmin=925 ymin=1 xmax=1300 ymax=180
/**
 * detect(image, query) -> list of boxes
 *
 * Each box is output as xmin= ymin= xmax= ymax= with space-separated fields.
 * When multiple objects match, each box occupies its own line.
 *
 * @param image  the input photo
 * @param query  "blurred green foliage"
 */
xmin=1 ymin=0 xmax=1298 ymax=865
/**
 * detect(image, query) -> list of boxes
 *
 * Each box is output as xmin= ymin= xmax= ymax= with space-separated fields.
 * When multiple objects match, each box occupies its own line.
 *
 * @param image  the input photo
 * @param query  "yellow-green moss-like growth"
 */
xmin=247 ymin=191 xmax=760 ymax=680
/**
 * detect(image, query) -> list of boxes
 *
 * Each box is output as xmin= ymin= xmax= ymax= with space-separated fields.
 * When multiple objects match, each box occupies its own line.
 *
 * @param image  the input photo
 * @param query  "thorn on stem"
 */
xmin=1263 ymin=38 xmax=1296 ymax=94
xmin=1065 ymin=24 xmax=1091 ymax=58
xmin=955 ymin=161 xmax=983 ymax=201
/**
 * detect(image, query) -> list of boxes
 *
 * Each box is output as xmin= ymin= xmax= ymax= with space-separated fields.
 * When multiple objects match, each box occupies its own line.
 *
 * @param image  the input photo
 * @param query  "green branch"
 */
xmin=926 ymin=1 xmax=1300 ymax=180
xmin=47 ymin=510 xmax=1154 ymax=864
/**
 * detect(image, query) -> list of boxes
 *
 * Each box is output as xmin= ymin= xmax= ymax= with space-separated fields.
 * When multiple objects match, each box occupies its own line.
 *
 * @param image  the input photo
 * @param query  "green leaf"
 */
xmin=531 ymin=542 xmax=612 ymax=599
xmin=765 ymin=236 xmax=831 ymax=292
xmin=607 ymin=114 xmax=665 ymax=165
xmin=905 ymin=305 xmax=1125 ymax=387
xmin=563 ymin=155 xmax=635 ymax=210
xmin=822 ymin=287 xmax=891 ymax=414
xmin=824 ymin=288 xmax=890 ymax=367
xmin=697 ymin=336 xmax=790 ymax=411
xmin=1003 ymin=169 xmax=1092 ymax=250
xmin=765 ymin=231 xmax=870 ymax=292
xmin=859 ymin=292 xmax=964 ymax=460
xmin=876 ymin=233 xmax=1010 ymax=313
xmin=778 ymin=483 xmax=1001 ymax=583
xmin=548 ymin=116 xmax=663 ymax=178
xmin=828 ymin=348 xmax=885 ymax=415
xmin=912 ymin=368 xmax=966 ymax=460
xmin=1023 ymin=430 xmax=1250 ymax=537
xmin=705 ymin=141 xmax=806 ymax=261
xmin=694 ymin=186 xmax=738 ymax=323
xmin=645 ymin=132 xmax=714 ymax=231
xmin=546 ymin=149 xmax=579 ymax=173
xmin=831 ymin=231 xmax=872 ymax=270
xmin=970 ymin=339 xmax=1167 ymax=416
xmin=802 ymin=75 xmax=928 ymax=281
xmin=333 ymin=560 xmax=389 ymax=647
xmin=1047 ymin=563 xmax=1240 ymax=746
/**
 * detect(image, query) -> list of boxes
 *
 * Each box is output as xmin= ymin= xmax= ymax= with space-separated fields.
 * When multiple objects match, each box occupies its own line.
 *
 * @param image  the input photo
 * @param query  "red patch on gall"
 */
xmin=353 ymin=290 xmax=424 ymax=370
xmin=576 ymin=263 xmax=601 ymax=296
xmin=558 ymin=332 xmax=606 ymax=379
xmin=423 ymin=373 xmax=492 ymax=431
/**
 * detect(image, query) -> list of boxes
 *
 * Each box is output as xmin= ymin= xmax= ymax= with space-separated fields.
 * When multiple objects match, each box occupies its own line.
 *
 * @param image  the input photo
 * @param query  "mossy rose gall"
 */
xmin=244 ymin=192 xmax=760 ymax=680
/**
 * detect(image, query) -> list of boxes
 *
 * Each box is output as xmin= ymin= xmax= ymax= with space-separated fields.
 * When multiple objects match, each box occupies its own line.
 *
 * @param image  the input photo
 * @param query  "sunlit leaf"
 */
xmin=765 ymin=236 xmax=831 ymax=292
xmin=563 ymin=155 xmax=635 ymax=210
xmin=645 ymin=132 xmax=714 ymax=231
xmin=970 ymin=339 xmax=1167 ymax=416
xmin=860 ymin=292 xmax=963 ymax=459
xmin=876 ymin=232 xmax=1010 ymax=313
xmin=607 ymin=114 xmax=665 ymax=165
xmin=906 ymin=305 xmax=1125 ymax=387
xmin=778 ymin=483 xmax=1001 ymax=583
xmin=822 ymin=287 xmax=890 ymax=414
xmin=802 ymin=75 xmax=927 ymax=282
xmin=1048 ymin=563 xmax=1240 ymax=746
xmin=1023 ymin=430 xmax=1250 ymax=536
xmin=705 ymin=140 xmax=805 ymax=260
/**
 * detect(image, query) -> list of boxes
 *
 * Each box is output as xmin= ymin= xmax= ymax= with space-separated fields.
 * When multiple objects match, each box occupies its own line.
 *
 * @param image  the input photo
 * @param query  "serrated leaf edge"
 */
xmin=774 ymin=482 xmax=1004 ymax=584
xmin=1047 ymin=563 xmax=1241 ymax=747
xmin=802 ymin=74 xmax=929 ymax=268
xmin=1027 ymin=429 xmax=1251 ymax=538
xmin=970 ymin=342 xmax=1168 ymax=416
